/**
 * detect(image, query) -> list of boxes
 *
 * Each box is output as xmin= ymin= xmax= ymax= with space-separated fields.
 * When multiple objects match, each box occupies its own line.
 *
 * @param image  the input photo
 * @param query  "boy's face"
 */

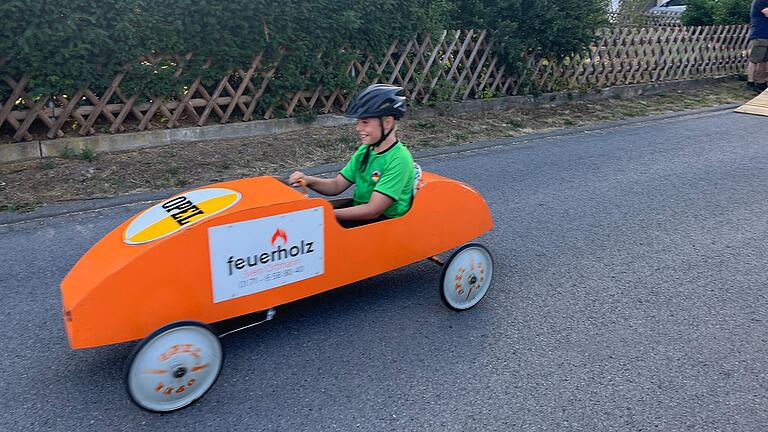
xmin=355 ymin=117 xmax=394 ymax=145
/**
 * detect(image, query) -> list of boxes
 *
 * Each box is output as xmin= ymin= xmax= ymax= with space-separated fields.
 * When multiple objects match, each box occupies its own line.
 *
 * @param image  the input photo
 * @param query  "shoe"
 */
xmin=747 ymin=82 xmax=767 ymax=92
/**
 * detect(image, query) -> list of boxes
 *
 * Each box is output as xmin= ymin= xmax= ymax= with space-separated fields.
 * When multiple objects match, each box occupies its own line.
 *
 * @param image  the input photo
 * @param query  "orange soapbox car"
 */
xmin=60 ymin=170 xmax=494 ymax=412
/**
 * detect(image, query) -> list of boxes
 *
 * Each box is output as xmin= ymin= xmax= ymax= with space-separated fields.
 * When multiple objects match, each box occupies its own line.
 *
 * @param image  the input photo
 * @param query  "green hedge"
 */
xmin=450 ymin=0 xmax=609 ymax=72
xmin=0 ymin=0 xmax=607 ymax=104
xmin=681 ymin=0 xmax=752 ymax=26
xmin=0 ymin=0 xmax=450 ymax=100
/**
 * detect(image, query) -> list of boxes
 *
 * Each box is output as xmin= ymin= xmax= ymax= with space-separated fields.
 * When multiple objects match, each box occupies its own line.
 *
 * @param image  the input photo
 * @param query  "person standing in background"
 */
xmin=747 ymin=0 xmax=768 ymax=91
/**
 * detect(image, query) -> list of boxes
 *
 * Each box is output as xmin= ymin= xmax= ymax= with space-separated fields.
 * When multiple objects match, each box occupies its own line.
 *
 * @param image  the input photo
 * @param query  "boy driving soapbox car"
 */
xmin=60 ymin=171 xmax=494 ymax=412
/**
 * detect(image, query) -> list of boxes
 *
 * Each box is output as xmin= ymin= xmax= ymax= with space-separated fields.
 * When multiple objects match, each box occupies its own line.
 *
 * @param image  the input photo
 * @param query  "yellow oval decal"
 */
xmin=124 ymin=188 xmax=241 ymax=245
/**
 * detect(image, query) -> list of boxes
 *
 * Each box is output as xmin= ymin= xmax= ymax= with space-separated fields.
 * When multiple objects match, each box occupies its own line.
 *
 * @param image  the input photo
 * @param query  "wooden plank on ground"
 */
xmin=734 ymin=90 xmax=768 ymax=115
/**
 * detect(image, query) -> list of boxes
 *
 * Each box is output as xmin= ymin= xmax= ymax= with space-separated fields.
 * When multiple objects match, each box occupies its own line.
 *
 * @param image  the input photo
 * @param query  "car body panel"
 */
xmin=61 ymin=172 xmax=493 ymax=348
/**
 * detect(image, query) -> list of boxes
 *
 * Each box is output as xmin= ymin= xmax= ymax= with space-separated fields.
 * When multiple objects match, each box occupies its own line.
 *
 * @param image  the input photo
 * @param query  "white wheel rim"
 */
xmin=127 ymin=325 xmax=222 ymax=412
xmin=442 ymin=246 xmax=493 ymax=310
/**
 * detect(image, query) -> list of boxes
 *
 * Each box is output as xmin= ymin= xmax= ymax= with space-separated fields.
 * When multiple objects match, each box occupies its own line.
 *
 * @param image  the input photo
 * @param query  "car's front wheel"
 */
xmin=125 ymin=321 xmax=223 ymax=412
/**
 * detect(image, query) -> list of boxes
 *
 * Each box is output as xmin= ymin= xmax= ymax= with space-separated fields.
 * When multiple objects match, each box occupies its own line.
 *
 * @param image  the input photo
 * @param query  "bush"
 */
xmin=713 ymin=0 xmax=752 ymax=24
xmin=682 ymin=0 xmax=751 ymax=26
xmin=450 ymin=0 xmax=609 ymax=72
xmin=682 ymin=0 xmax=716 ymax=26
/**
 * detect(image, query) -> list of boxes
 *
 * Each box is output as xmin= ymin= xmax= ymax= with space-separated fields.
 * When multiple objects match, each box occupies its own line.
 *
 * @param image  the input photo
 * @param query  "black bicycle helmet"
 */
xmin=345 ymin=84 xmax=407 ymax=119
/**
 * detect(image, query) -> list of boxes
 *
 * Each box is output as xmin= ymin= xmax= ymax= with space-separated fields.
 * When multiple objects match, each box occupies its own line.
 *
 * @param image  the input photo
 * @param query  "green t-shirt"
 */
xmin=339 ymin=141 xmax=416 ymax=218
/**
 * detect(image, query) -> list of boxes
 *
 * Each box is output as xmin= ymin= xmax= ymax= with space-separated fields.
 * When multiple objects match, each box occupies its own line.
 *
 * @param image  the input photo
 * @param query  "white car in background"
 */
xmin=650 ymin=0 xmax=687 ymax=13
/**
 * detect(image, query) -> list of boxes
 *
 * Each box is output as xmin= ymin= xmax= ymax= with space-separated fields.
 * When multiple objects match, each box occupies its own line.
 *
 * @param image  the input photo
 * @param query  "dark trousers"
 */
xmin=335 ymin=199 xmax=390 ymax=228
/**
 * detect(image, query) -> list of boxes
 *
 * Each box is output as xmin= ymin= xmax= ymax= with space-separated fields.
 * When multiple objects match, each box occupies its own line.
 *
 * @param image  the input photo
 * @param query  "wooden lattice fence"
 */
xmin=0 ymin=25 xmax=751 ymax=143
xmin=529 ymin=24 xmax=750 ymax=92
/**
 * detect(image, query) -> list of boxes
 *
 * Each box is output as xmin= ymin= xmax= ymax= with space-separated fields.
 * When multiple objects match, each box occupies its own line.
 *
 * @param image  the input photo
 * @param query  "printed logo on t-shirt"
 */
xmin=371 ymin=170 xmax=381 ymax=183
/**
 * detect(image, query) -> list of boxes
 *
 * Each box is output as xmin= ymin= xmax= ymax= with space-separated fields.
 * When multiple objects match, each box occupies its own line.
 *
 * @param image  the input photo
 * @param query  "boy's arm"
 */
xmin=334 ymin=192 xmax=393 ymax=221
xmin=289 ymin=172 xmax=351 ymax=196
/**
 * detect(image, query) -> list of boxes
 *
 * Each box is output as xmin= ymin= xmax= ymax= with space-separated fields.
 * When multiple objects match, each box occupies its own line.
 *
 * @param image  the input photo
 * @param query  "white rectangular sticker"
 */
xmin=208 ymin=207 xmax=324 ymax=303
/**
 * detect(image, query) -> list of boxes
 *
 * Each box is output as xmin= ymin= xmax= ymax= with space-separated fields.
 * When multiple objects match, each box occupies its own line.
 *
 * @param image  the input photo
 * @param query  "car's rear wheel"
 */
xmin=440 ymin=243 xmax=494 ymax=311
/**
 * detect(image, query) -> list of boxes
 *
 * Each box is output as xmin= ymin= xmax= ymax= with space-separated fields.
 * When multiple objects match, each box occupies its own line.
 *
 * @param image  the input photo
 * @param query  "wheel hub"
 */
xmin=172 ymin=366 xmax=188 ymax=379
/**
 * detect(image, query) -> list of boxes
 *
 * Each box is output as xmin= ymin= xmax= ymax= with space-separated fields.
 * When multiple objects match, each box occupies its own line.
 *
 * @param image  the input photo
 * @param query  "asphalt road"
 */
xmin=1 ymin=107 xmax=766 ymax=431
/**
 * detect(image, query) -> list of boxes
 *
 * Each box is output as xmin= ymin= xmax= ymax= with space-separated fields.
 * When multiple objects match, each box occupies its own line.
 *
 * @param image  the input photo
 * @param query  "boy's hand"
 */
xmin=288 ymin=171 xmax=308 ymax=187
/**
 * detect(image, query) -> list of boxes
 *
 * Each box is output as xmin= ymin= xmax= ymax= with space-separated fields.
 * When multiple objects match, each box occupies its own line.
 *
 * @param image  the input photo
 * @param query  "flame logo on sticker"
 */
xmin=271 ymin=228 xmax=288 ymax=246
xmin=123 ymin=188 xmax=241 ymax=245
